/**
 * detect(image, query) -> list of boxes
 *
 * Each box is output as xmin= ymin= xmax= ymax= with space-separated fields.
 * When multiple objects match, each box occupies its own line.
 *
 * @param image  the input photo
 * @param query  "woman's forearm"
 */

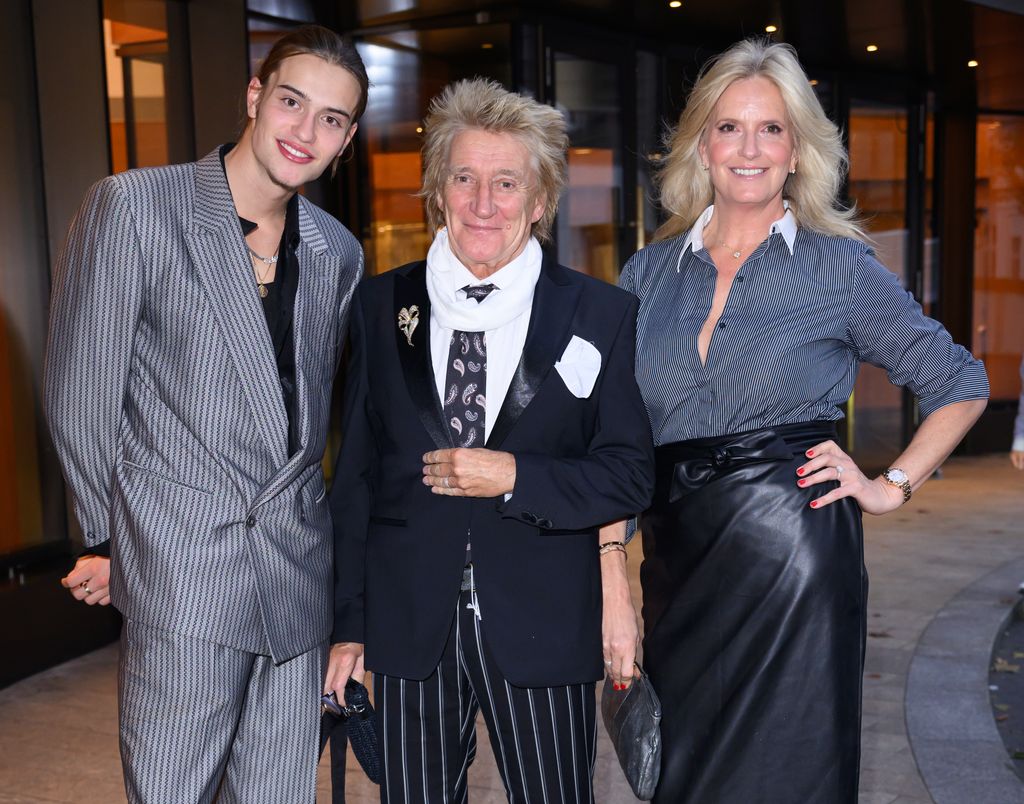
xmin=889 ymin=398 xmax=987 ymax=490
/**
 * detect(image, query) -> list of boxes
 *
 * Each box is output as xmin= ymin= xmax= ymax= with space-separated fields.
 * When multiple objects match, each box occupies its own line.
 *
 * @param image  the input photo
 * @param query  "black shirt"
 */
xmin=220 ymin=143 xmax=301 ymax=456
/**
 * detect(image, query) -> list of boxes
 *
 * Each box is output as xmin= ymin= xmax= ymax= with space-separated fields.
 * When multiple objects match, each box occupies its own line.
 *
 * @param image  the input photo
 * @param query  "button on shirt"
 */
xmin=429 ymin=260 xmax=534 ymax=442
xmin=620 ymin=205 xmax=989 ymax=446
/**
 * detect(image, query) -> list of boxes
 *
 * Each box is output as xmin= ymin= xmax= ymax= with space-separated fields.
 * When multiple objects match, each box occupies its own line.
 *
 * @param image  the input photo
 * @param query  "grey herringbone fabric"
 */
xmin=118 ymin=620 xmax=325 ymax=803
xmin=45 ymin=147 xmax=363 ymax=662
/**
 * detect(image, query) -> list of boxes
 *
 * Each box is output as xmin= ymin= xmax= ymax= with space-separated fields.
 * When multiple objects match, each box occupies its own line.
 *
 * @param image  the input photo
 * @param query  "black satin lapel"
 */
xmin=486 ymin=259 xmax=581 ymax=449
xmin=395 ymin=263 xmax=452 ymax=450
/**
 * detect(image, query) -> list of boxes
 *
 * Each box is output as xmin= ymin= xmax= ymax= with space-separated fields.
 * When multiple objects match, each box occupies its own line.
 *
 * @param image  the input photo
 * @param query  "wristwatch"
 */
xmin=882 ymin=467 xmax=912 ymax=504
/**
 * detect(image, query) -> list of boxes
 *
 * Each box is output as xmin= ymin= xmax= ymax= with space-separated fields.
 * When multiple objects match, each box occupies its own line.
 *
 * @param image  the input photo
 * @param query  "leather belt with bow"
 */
xmin=655 ymin=422 xmax=836 ymax=503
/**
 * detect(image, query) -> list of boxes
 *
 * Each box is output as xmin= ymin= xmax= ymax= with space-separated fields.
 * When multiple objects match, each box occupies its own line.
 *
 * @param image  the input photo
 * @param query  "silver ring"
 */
xmin=605 ymin=660 xmax=613 ymax=666
xmin=82 ymin=583 xmax=92 ymax=595
xmin=443 ymin=476 xmax=450 ymax=488
xmin=836 ymin=465 xmax=844 ymax=478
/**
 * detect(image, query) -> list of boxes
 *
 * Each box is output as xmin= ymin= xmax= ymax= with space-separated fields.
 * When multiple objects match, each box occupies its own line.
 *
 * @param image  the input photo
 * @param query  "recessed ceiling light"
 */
xmin=765 ymin=24 xmax=778 ymax=33
xmin=967 ymin=59 xmax=979 ymax=68
xmin=809 ymin=79 xmax=819 ymax=86
xmin=866 ymin=44 xmax=878 ymax=52
xmin=416 ymin=126 xmax=424 ymax=134
xmin=668 ymin=1 xmax=682 ymax=8
xmin=481 ymin=42 xmax=494 ymax=49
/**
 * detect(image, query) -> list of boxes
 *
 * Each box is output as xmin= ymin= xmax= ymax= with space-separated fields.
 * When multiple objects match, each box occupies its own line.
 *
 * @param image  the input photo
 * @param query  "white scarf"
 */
xmin=425 ymin=227 xmax=542 ymax=332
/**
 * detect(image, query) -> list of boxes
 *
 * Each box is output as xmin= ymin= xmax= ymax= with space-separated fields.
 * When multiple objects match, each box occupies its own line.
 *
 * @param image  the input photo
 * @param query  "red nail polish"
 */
xmin=796 ymin=467 xmax=805 ymax=476
xmin=809 ymin=500 xmax=818 ymax=508
xmin=807 ymin=450 xmax=815 ymax=457
xmin=797 ymin=479 xmax=806 ymax=486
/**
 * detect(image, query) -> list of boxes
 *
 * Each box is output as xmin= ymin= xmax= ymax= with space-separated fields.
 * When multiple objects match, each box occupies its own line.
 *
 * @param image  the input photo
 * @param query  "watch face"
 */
xmin=887 ymin=469 xmax=908 ymax=484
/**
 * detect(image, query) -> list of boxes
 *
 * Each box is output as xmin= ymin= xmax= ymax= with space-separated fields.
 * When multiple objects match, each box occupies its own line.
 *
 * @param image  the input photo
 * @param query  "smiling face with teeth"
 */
xmin=244 ymin=53 xmax=362 ymax=192
xmin=699 ymin=75 xmax=797 ymax=217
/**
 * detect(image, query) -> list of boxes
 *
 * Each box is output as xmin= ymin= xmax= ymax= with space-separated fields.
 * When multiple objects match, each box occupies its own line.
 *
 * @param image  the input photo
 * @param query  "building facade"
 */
xmin=3 ymin=0 xmax=1023 ymax=683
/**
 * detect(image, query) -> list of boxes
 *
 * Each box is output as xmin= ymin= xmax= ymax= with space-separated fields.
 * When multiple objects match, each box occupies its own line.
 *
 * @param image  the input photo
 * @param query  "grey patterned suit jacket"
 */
xmin=45 ymin=148 xmax=363 ymax=663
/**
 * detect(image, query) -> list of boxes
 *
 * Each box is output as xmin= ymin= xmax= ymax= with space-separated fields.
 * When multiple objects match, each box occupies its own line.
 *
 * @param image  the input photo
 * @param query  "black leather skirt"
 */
xmin=640 ymin=421 xmax=866 ymax=804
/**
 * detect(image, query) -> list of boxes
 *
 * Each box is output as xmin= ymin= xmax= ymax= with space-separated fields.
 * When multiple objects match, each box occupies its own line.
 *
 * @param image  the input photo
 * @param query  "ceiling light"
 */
xmin=481 ymin=42 xmax=493 ymax=49
xmin=668 ymin=1 xmax=682 ymax=8
xmin=866 ymin=44 xmax=878 ymax=52
xmin=809 ymin=79 xmax=819 ymax=86
xmin=967 ymin=59 xmax=979 ymax=68
xmin=416 ymin=126 xmax=424 ymax=134
xmin=765 ymin=24 xmax=778 ymax=33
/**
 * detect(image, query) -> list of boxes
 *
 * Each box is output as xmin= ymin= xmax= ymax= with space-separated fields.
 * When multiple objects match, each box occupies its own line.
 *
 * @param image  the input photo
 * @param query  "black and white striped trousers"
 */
xmin=374 ymin=586 xmax=597 ymax=803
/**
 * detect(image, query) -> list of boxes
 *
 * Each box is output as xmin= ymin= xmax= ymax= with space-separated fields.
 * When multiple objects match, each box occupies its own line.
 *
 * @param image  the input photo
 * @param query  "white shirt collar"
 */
xmin=680 ymin=201 xmax=798 ymax=257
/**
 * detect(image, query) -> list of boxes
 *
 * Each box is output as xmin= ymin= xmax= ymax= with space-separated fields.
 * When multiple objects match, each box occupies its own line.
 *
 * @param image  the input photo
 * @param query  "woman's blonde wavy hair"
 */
xmin=419 ymin=77 xmax=568 ymax=243
xmin=655 ymin=39 xmax=866 ymax=242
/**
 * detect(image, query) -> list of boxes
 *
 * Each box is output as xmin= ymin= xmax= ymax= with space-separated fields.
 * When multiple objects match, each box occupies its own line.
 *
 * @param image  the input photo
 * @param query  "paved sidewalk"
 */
xmin=0 ymin=454 xmax=1021 ymax=803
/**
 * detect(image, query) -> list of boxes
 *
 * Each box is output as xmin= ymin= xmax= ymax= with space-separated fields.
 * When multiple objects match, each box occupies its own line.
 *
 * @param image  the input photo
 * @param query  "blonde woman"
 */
xmin=614 ymin=39 xmax=988 ymax=802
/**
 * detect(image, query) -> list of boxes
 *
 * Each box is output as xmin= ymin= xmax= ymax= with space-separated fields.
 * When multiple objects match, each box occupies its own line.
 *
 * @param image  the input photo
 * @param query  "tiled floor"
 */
xmin=0 ymin=453 xmax=1021 ymax=803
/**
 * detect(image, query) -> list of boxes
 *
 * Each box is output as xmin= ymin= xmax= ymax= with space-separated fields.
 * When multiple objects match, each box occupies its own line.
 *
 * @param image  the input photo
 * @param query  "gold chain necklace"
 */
xmin=718 ymin=240 xmax=746 ymax=260
xmin=247 ymin=245 xmax=279 ymax=298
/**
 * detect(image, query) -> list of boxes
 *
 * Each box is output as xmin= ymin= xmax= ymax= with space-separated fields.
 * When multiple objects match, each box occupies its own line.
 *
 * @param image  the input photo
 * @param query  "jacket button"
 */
xmin=246 ymin=515 xmax=256 ymax=528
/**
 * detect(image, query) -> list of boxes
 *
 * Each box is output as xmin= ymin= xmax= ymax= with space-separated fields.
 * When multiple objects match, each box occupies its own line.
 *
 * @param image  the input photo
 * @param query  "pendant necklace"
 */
xmin=719 ymin=240 xmax=743 ymax=260
xmin=248 ymin=245 xmax=279 ymax=298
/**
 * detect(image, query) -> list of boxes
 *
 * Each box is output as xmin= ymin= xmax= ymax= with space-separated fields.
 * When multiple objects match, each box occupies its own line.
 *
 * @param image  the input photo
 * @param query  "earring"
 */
xmin=701 ymin=164 xmax=709 ymax=171
xmin=789 ymin=168 xmax=796 ymax=174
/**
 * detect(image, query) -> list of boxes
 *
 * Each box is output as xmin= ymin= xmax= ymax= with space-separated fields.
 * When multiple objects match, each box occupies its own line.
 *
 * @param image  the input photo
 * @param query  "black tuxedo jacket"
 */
xmin=331 ymin=254 xmax=654 ymax=687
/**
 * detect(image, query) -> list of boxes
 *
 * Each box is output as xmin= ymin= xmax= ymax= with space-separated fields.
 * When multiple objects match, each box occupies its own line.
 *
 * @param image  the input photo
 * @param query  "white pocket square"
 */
xmin=554 ymin=335 xmax=602 ymax=399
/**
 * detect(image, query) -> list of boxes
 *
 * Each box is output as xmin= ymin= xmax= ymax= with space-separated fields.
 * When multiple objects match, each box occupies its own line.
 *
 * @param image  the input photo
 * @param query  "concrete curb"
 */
xmin=905 ymin=556 xmax=1024 ymax=804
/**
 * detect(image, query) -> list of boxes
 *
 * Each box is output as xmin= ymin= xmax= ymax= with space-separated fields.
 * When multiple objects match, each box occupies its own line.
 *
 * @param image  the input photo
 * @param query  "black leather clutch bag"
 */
xmin=601 ymin=665 xmax=662 ymax=800
xmin=320 ymin=678 xmax=381 ymax=784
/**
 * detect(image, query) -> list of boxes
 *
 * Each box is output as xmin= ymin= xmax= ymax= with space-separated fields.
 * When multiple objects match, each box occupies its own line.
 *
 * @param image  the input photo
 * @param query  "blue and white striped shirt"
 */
xmin=619 ymin=222 xmax=989 ymax=446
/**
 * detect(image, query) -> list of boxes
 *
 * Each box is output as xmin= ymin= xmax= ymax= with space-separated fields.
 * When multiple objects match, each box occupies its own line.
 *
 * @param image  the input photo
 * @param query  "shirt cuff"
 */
xmin=1013 ymin=435 xmax=1024 ymax=453
xmin=80 ymin=539 xmax=111 ymax=559
xmin=918 ymin=360 xmax=990 ymax=420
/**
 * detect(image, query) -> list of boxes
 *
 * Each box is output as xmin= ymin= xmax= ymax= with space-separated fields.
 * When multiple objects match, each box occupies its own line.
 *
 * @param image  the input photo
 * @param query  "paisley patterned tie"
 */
xmin=443 ymin=284 xmax=495 ymax=448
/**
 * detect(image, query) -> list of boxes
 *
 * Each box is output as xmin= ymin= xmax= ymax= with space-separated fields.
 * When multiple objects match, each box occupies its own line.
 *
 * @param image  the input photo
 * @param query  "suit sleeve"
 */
xmin=44 ymin=177 xmax=145 ymax=547
xmin=497 ymin=294 xmax=655 ymax=531
xmin=330 ymin=286 xmax=376 ymax=644
xmin=334 ymin=246 xmax=364 ymax=370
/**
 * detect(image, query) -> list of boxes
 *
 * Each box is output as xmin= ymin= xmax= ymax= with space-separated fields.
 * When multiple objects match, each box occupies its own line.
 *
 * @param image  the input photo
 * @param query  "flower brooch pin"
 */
xmin=397 ymin=305 xmax=420 ymax=346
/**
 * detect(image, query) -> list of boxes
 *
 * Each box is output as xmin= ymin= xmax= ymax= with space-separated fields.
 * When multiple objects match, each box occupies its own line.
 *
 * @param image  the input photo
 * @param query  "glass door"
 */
xmin=846 ymin=100 xmax=916 ymax=471
xmin=546 ymin=40 xmax=631 ymax=284
xmin=974 ymin=116 xmax=1024 ymax=405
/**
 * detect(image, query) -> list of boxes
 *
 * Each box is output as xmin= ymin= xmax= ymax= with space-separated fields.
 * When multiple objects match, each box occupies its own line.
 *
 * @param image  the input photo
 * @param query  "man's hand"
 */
xmin=60 ymin=555 xmax=112 ymax=606
xmin=422 ymin=448 xmax=516 ymax=497
xmin=324 ymin=642 xmax=366 ymax=706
